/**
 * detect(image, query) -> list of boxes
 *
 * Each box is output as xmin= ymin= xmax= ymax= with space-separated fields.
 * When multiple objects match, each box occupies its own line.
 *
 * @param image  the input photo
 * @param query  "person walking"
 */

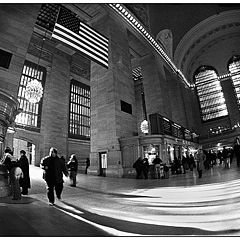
xmin=234 ymin=137 xmax=240 ymax=167
xmin=85 ymin=158 xmax=90 ymax=174
xmin=133 ymin=157 xmax=143 ymax=179
xmin=189 ymin=154 xmax=195 ymax=171
xmin=163 ymin=163 xmax=169 ymax=179
xmin=40 ymin=148 xmax=69 ymax=205
xmin=12 ymin=165 xmax=23 ymax=200
xmin=195 ymin=148 xmax=206 ymax=178
xmin=19 ymin=150 xmax=31 ymax=195
xmin=182 ymin=155 xmax=188 ymax=174
xmin=222 ymin=146 xmax=230 ymax=169
xmin=67 ymin=154 xmax=78 ymax=187
xmin=152 ymin=155 xmax=162 ymax=179
xmin=2 ymin=147 xmax=23 ymax=200
xmin=142 ymin=158 xmax=149 ymax=179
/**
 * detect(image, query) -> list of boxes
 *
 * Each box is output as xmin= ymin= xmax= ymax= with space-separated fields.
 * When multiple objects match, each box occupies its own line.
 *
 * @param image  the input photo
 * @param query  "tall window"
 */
xmin=69 ymin=80 xmax=90 ymax=140
xmin=228 ymin=55 xmax=240 ymax=105
xmin=15 ymin=60 xmax=46 ymax=130
xmin=194 ymin=66 xmax=228 ymax=121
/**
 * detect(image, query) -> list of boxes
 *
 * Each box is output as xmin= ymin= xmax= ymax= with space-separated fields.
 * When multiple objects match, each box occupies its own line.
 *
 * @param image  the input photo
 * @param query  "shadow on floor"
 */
xmin=0 ymin=196 xmax=36 ymax=204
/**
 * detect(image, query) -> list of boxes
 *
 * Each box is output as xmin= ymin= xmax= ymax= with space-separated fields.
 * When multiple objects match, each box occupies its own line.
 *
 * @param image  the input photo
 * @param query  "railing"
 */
xmin=149 ymin=113 xmax=199 ymax=143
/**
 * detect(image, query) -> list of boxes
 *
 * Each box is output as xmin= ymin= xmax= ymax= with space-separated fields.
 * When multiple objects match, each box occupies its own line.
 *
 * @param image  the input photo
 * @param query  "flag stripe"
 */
xmin=53 ymin=32 xmax=107 ymax=63
xmin=52 ymin=7 xmax=109 ymax=68
xmin=79 ymin=28 xmax=108 ymax=51
xmin=54 ymin=23 xmax=108 ymax=59
xmin=80 ymin=22 xmax=108 ymax=45
xmin=52 ymin=34 xmax=108 ymax=68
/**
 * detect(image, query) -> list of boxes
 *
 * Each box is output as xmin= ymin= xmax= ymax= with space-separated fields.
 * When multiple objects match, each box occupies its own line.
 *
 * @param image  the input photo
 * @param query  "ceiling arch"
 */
xmin=174 ymin=9 xmax=240 ymax=83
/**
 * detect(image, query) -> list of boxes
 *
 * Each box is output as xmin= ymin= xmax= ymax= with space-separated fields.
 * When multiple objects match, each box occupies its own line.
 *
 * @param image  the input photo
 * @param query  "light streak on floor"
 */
xmin=28 ymin=164 xmax=240 ymax=235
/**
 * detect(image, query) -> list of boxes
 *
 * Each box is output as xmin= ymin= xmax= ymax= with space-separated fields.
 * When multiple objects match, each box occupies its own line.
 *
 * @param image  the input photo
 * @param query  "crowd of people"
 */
xmin=0 ymin=147 xmax=30 ymax=200
xmin=133 ymin=136 xmax=240 ymax=180
xmin=133 ymin=156 xmax=169 ymax=180
xmin=0 ymin=146 xmax=91 ymax=205
xmin=2 ymin=136 xmax=240 ymax=203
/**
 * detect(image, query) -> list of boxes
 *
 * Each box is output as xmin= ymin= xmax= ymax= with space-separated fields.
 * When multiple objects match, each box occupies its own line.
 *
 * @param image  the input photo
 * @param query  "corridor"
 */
xmin=1 ymin=162 xmax=240 ymax=236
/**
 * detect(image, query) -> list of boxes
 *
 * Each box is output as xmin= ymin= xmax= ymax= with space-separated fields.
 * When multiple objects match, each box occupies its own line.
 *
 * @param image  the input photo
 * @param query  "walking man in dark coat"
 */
xmin=133 ymin=157 xmax=143 ymax=179
xmin=19 ymin=150 xmax=31 ymax=195
xmin=234 ymin=137 xmax=240 ymax=167
xmin=41 ymin=148 xmax=69 ymax=205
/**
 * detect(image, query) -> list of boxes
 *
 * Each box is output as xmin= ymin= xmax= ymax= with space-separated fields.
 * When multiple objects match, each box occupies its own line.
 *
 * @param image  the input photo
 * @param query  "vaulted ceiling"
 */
xmin=149 ymin=3 xmax=240 ymax=51
xmin=148 ymin=3 xmax=240 ymax=82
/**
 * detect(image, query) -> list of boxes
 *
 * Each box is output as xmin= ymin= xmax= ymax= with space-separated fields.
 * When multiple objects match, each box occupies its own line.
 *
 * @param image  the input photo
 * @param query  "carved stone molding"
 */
xmin=70 ymin=63 xmax=90 ymax=80
xmin=174 ymin=9 xmax=240 ymax=76
xmin=181 ymin=23 xmax=240 ymax=70
xmin=28 ymin=43 xmax=53 ymax=63
xmin=186 ymin=32 xmax=240 ymax=79
xmin=125 ymin=4 xmax=150 ymax=28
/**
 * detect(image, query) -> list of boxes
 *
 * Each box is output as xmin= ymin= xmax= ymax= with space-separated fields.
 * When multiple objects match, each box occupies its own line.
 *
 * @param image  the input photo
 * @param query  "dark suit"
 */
xmin=41 ymin=155 xmax=68 ymax=203
xmin=19 ymin=155 xmax=31 ymax=194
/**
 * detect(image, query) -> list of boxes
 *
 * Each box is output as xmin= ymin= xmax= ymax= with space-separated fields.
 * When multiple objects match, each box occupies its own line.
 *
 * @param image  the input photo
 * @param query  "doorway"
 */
xmin=99 ymin=152 xmax=107 ymax=177
xmin=13 ymin=138 xmax=36 ymax=165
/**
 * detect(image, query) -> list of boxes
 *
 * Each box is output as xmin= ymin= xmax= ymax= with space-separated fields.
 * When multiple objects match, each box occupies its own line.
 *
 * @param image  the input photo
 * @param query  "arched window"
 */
xmin=228 ymin=55 xmax=240 ymax=105
xmin=15 ymin=60 xmax=46 ymax=131
xmin=194 ymin=66 xmax=228 ymax=121
xmin=69 ymin=80 xmax=90 ymax=140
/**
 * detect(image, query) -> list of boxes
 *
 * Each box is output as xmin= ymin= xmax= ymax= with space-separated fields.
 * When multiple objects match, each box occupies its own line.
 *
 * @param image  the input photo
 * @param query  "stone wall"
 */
xmin=0 ymin=4 xmax=41 ymax=97
xmin=0 ymin=5 xmax=91 ymax=165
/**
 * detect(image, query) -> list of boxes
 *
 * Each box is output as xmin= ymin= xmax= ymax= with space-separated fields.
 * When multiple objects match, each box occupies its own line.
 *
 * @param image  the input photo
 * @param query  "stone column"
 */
xmin=221 ymin=78 xmax=240 ymax=126
xmin=140 ymin=54 xmax=172 ymax=119
xmin=40 ymin=51 xmax=70 ymax=159
xmin=89 ymin=14 xmax=137 ymax=177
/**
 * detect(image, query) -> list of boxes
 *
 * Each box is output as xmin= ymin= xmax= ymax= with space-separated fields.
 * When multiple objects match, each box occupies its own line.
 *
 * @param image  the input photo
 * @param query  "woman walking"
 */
xmin=19 ymin=150 xmax=31 ymax=195
xmin=67 ymin=154 xmax=78 ymax=187
xmin=2 ymin=147 xmax=23 ymax=200
xmin=195 ymin=149 xmax=206 ymax=178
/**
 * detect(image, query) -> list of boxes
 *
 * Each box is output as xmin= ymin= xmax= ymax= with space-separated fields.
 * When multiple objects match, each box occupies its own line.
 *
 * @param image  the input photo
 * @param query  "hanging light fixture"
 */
xmin=25 ymin=32 xmax=46 ymax=104
xmin=140 ymin=120 xmax=149 ymax=134
xmin=25 ymin=79 xmax=43 ymax=103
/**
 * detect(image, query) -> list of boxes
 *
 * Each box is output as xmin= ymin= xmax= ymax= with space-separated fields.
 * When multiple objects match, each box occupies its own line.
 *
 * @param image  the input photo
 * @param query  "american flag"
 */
xmin=52 ymin=7 xmax=108 ymax=68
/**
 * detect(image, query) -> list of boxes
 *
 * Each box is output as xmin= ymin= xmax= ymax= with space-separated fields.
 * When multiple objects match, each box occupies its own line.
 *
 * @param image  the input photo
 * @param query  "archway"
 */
xmin=13 ymin=138 xmax=36 ymax=165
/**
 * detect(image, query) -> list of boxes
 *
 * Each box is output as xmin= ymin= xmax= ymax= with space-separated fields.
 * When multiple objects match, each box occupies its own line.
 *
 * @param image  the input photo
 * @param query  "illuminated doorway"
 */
xmin=13 ymin=138 xmax=36 ymax=165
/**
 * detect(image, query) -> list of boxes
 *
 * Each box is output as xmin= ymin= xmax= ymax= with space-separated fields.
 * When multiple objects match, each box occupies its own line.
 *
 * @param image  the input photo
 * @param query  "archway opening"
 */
xmin=13 ymin=138 xmax=36 ymax=165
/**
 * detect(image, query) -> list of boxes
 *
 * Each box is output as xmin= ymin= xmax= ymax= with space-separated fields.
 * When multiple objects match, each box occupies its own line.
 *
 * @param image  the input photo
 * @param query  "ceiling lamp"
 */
xmin=25 ymin=79 xmax=43 ymax=103
xmin=140 ymin=120 xmax=149 ymax=134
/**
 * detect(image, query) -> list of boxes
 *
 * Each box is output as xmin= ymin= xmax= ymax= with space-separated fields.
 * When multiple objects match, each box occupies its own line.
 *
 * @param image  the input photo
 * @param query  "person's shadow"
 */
xmin=0 ymin=195 xmax=36 ymax=204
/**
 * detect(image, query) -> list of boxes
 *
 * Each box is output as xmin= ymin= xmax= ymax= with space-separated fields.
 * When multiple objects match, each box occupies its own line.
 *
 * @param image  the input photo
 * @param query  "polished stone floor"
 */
xmin=1 ymin=160 xmax=240 ymax=236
